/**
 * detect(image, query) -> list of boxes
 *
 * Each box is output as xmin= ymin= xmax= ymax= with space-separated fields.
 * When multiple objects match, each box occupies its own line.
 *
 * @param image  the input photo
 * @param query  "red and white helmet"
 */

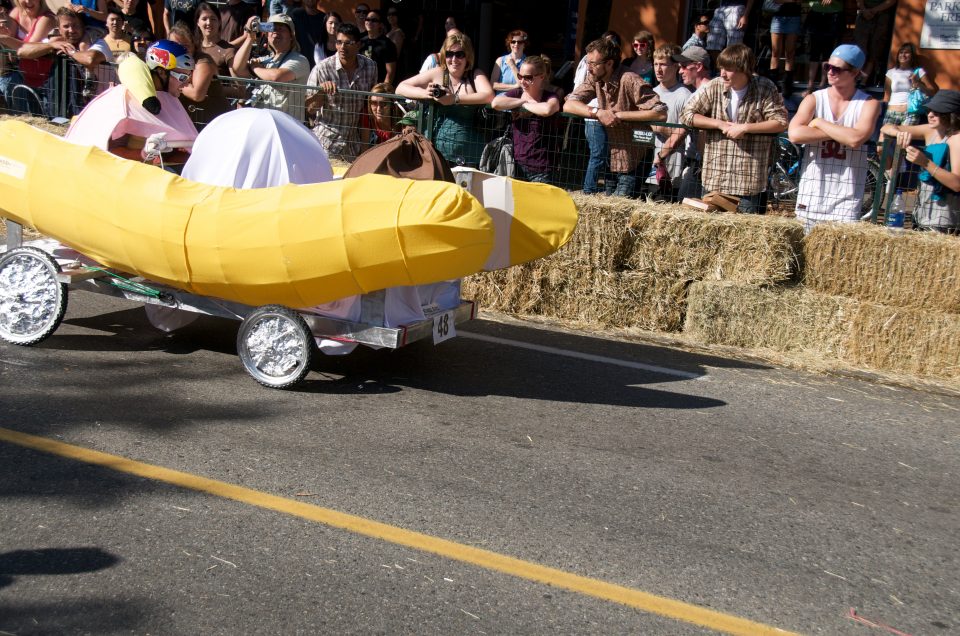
xmin=145 ymin=40 xmax=195 ymax=73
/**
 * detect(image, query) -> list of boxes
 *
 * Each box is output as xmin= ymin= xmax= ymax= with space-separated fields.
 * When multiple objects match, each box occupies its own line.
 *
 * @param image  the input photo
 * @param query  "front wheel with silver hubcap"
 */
xmin=236 ymin=305 xmax=313 ymax=389
xmin=0 ymin=246 xmax=68 ymax=346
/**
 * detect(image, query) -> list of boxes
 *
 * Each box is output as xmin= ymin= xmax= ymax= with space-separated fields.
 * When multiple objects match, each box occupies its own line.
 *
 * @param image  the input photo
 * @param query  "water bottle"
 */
xmin=887 ymin=189 xmax=905 ymax=228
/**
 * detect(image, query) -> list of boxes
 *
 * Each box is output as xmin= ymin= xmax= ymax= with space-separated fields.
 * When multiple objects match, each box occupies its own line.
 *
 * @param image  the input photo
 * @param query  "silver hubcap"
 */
xmin=245 ymin=315 xmax=305 ymax=378
xmin=0 ymin=253 xmax=60 ymax=338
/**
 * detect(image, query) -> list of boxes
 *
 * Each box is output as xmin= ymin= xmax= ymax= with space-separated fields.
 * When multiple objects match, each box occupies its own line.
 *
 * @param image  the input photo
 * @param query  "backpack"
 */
xmin=479 ymin=125 xmax=515 ymax=177
xmin=343 ymin=129 xmax=455 ymax=182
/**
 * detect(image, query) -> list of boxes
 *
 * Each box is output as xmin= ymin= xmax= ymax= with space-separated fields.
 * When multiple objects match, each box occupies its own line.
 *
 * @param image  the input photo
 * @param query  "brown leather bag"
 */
xmin=343 ymin=130 xmax=455 ymax=183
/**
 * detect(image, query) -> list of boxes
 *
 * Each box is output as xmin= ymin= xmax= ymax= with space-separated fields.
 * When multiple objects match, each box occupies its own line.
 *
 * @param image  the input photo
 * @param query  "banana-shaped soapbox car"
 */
xmin=0 ymin=118 xmax=577 ymax=388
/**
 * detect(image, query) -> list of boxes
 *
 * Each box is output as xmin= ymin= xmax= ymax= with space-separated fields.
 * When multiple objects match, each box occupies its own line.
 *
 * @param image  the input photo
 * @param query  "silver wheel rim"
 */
xmin=0 ymin=252 xmax=63 ymax=343
xmin=242 ymin=314 xmax=307 ymax=384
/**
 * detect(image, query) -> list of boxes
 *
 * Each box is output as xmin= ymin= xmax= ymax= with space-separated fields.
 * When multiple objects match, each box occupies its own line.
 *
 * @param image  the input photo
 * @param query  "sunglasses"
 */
xmin=364 ymin=17 xmax=380 ymax=22
xmin=823 ymin=62 xmax=853 ymax=75
xmin=445 ymin=50 xmax=466 ymax=59
xmin=511 ymin=40 xmax=525 ymax=45
xmin=634 ymin=41 xmax=649 ymax=48
xmin=170 ymin=70 xmax=190 ymax=82
xmin=517 ymin=73 xmax=540 ymax=81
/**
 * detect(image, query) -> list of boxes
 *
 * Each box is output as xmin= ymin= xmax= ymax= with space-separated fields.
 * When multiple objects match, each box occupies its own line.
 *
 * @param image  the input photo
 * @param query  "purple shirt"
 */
xmin=505 ymin=87 xmax=559 ymax=172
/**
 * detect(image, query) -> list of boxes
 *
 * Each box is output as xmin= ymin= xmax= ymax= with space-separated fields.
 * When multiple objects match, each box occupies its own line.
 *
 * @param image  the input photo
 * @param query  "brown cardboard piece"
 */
xmin=702 ymin=191 xmax=741 ymax=212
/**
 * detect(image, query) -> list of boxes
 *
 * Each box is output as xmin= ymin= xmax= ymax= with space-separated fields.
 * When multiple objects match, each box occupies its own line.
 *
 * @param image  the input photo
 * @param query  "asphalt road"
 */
xmin=1 ymin=291 xmax=957 ymax=635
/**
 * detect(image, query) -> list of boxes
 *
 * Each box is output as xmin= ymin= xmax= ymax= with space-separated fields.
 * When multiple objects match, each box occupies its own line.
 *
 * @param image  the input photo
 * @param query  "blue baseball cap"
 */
xmin=830 ymin=44 xmax=866 ymax=71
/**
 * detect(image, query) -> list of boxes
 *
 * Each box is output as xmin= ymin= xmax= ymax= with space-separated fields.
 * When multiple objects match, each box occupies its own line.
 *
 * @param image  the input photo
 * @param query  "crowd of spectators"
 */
xmin=0 ymin=0 xmax=955 ymax=232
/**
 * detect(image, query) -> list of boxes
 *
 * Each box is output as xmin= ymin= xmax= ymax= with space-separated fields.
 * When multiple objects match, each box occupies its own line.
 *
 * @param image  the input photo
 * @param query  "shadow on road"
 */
xmin=4 ymin=305 xmax=774 ymax=410
xmin=0 ymin=547 xmax=120 ymax=590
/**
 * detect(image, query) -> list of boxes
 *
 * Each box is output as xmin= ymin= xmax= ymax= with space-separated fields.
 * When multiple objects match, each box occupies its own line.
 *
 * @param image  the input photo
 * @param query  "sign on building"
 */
xmin=921 ymin=1 xmax=960 ymax=49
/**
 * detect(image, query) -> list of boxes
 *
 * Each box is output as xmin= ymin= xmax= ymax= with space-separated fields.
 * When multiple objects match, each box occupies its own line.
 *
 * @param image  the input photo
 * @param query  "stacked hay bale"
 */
xmin=463 ymin=194 xmax=805 ymax=332
xmin=685 ymin=223 xmax=960 ymax=383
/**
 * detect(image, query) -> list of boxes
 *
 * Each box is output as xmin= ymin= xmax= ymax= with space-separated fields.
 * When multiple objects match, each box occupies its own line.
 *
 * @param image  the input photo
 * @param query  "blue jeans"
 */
xmin=583 ymin=118 xmax=608 ymax=193
xmin=517 ymin=163 xmax=551 ymax=184
xmin=605 ymin=172 xmax=636 ymax=198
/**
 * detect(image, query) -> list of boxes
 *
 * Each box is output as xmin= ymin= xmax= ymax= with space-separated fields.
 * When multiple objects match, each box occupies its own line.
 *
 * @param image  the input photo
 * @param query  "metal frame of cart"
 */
xmin=1 ymin=220 xmax=477 ymax=389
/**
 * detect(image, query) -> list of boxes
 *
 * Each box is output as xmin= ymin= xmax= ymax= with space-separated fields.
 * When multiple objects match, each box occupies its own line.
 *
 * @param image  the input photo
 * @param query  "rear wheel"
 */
xmin=236 ymin=305 xmax=313 ymax=389
xmin=0 ymin=246 xmax=68 ymax=345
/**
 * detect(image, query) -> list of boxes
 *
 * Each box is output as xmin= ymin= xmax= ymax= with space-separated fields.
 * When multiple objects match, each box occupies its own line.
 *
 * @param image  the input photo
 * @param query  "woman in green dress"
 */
xmin=397 ymin=32 xmax=493 ymax=167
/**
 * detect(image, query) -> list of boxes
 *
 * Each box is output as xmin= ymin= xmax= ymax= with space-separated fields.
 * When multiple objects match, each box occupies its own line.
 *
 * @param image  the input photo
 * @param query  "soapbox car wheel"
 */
xmin=237 ymin=305 xmax=314 ymax=389
xmin=0 ymin=246 xmax=68 ymax=346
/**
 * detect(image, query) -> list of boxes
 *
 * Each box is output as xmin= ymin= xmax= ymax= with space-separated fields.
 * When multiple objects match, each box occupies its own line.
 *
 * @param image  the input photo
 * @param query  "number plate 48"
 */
xmin=432 ymin=310 xmax=456 ymax=344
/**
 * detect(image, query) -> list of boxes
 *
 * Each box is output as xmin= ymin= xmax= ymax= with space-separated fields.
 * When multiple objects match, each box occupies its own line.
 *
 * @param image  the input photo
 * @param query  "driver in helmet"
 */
xmin=144 ymin=38 xmax=195 ymax=102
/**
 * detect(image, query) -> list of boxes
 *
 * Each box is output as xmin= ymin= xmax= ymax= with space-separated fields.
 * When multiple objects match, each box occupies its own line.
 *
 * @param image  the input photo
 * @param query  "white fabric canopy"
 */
xmin=181 ymin=108 xmax=333 ymax=187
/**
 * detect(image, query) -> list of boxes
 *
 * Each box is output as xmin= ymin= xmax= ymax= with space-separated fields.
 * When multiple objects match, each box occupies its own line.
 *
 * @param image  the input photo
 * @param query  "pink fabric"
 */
xmin=64 ymin=85 xmax=198 ymax=151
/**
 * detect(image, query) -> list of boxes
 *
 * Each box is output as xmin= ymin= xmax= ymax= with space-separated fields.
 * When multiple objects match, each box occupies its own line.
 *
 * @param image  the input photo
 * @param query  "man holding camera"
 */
xmin=233 ymin=14 xmax=310 ymax=120
xmin=305 ymin=22 xmax=376 ymax=161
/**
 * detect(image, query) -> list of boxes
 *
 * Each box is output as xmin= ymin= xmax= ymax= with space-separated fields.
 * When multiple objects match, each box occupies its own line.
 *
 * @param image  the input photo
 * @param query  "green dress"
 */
xmin=432 ymin=103 xmax=485 ymax=168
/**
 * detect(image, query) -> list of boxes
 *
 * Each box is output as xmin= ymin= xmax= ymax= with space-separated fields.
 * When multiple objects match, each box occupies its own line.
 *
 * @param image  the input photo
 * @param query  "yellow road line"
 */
xmin=0 ymin=427 xmax=796 ymax=635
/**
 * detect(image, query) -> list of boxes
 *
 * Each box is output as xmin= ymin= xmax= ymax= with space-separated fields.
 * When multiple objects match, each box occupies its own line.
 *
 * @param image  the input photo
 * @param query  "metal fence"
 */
xmin=1 ymin=48 xmax=949 ymax=232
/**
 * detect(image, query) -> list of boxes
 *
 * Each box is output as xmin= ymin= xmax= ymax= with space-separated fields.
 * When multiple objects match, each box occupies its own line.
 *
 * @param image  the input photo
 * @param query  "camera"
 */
xmin=251 ymin=18 xmax=274 ymax=33
xmin=430 ymin=85 xmax=447 ymax=99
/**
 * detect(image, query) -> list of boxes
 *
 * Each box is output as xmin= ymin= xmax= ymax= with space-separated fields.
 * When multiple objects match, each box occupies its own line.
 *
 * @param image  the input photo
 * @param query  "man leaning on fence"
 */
xmin=305 ymin=22 xmax=376 ymax=161
xmin=679 ymin=43 xmax=787 ymax=212
xmin=788 ymin=45 xmax=880 ymax=233
xmin=564 ymin=37 xmax=666 ymax=198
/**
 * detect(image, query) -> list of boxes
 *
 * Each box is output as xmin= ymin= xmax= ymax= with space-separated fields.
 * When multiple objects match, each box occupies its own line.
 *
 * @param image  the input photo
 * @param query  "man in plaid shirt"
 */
xmin=564 ymin=37 xmax=666 ymax=197
xmin=305 ymin=23 xmax=377 ymax=161
xmin=679 ymin=43 xmax=787 ymax=212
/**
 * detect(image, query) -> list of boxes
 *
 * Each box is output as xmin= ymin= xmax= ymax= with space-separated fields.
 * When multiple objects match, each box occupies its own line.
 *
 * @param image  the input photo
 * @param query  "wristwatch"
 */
xmin=590 ymin=107 xmax=599 ymax=117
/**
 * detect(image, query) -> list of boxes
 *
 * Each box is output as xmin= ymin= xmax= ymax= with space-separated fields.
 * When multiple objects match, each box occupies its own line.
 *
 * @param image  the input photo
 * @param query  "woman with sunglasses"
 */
xmin=627 ymin=30 xmax=655 ymax=85
xmin=491 ymin=55 xmax=559 ymax=184
xmin=397 ymin=32 xmax=493 ymax=167
xmin=490 ymin=29 xmax=527 ymax=95
xmin=359 ymin=81 xmax=398 ymax=147
xmin=881 ymin=90 xmax=960 ymax=234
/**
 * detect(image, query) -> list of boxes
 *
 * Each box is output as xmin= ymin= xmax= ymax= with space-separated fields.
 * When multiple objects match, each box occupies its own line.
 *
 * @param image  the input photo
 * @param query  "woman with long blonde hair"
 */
xmin=397 ymin=32 xmax=493 ymax=167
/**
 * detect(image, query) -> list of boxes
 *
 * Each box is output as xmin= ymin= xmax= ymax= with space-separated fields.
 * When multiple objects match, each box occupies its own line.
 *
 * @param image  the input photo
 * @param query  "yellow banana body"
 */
xmin=0 ymin=121 xmax=494 ymax=307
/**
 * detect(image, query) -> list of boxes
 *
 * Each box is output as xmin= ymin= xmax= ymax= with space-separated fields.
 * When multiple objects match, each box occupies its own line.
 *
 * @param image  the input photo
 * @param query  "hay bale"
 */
xmin=684 ymin=281 xmax=852 ymax=357
xmin=465 ymin=264 xmax=689 ymax=332
xmin=685 ymin=280 xmax=960 ymax=382
xmin=0 ymin=114 xmax=67 ymax=136
xmin=846 ymin=302 xmax=960 ymax=380
xmin=538 ymin=269 xmax=689 ymax=331
xmin=557 ymin=193 xmax=636 ymax=271
xmin=461 ymin=264 xmax=545 ymax=314
xmin=622 ymin=202 xmax=804 ymax=283
xmin=803 ymin=223 xmax=960 ymax=314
